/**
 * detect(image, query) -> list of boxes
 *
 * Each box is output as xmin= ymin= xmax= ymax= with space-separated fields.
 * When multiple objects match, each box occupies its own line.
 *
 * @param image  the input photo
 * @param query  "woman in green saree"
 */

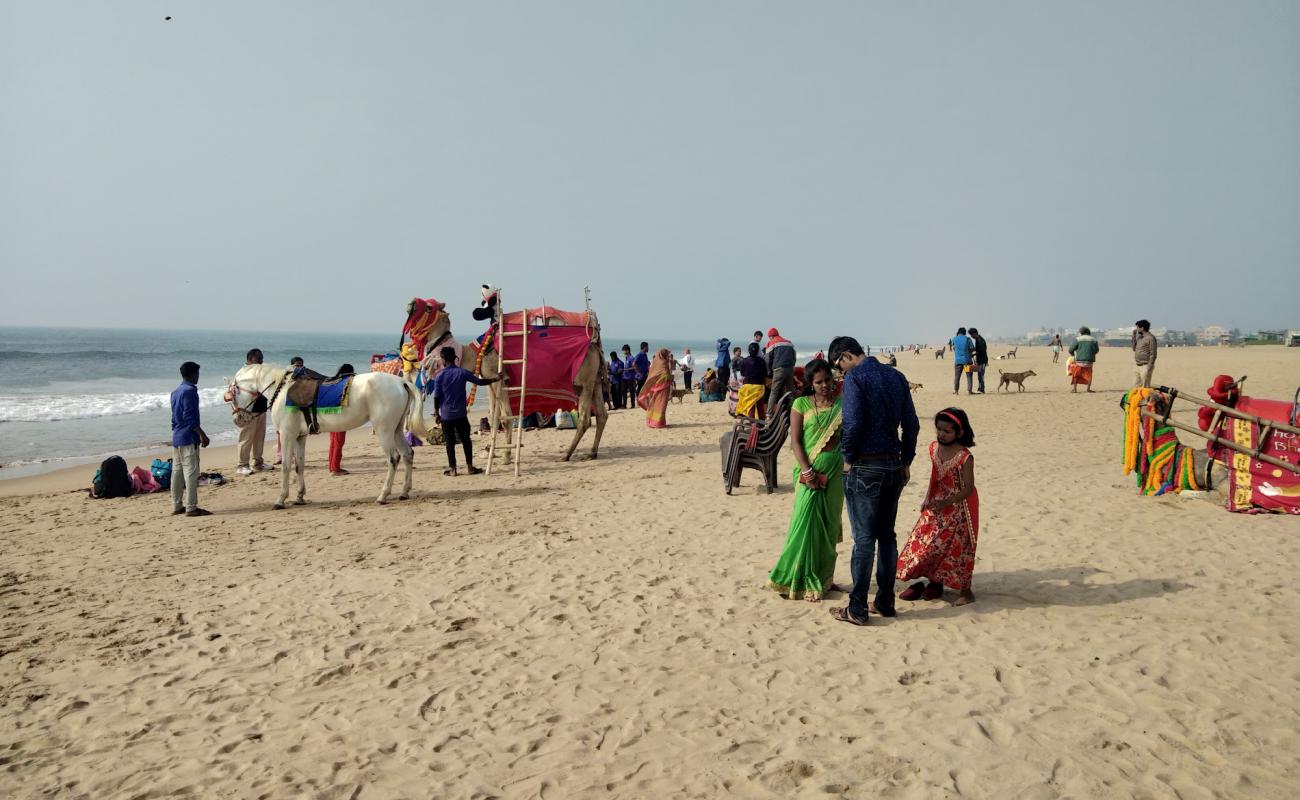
xmin=768 ymin=359 xmax=844 ymax=602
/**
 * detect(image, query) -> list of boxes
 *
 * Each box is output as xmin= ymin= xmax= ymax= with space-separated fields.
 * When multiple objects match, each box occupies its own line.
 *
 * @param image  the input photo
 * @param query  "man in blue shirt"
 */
xmin=608 ymin=351 xmax=625 ymax=410
xmin=432 ymin=346 xmax=498 ymax=476
xmin=620 ymin=345 xmax=638 ymax=406
xmin=633 ymin=342 xmax=652 ymax=396
xmin=170 ymin=361 xmax=211 ymax=516
xmin=950 ymin=327 xmax=974 ymax=395
xmin=827 ymin=336 xmax=919 ymax=626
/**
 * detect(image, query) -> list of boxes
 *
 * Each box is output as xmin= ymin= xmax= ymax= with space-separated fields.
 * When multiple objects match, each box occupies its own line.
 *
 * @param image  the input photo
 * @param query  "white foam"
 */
xmin=0 ymin=386 xmax=228 ymax=423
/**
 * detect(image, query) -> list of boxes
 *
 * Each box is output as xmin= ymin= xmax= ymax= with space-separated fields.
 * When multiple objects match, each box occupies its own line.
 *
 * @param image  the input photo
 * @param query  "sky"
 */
xmin=2 ymin=1 xmax=1297 ymax=342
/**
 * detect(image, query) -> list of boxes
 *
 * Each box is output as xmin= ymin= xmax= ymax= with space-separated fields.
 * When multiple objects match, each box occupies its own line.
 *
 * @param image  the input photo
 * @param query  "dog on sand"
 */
xmin=997 ymin=369 xmax=1037 ymax=392
xmin=670 ymin=387 xmax=689 ymax=404
xmin=908 ymin=382 xmax=923 ymax=393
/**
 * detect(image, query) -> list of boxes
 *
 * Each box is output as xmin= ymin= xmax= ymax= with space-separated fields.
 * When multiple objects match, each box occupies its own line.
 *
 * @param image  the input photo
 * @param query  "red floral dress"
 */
xmin=897 ymin=442 xmax=980 ymax=590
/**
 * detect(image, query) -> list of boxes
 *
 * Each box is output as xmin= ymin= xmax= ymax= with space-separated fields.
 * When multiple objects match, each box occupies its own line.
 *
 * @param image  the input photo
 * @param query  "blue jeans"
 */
xmin=976 ymin=363 xmax=987 ymax=392
xmin=844 ymin=460 xmax=906 ymax=618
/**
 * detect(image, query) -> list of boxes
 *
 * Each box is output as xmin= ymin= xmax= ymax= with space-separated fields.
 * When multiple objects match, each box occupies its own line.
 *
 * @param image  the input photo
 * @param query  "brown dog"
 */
xmin=908 ymin=382 xmax=923 ymax=393
xmin=670 ymin=387 xmax=689 ymax=404
xmin=997 ymin=369 xmax=1037 ymax=392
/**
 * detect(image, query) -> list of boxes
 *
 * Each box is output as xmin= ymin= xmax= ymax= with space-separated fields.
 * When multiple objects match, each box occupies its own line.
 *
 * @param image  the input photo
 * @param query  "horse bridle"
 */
xmin=229 ymin=369 xmax=289 ymax=414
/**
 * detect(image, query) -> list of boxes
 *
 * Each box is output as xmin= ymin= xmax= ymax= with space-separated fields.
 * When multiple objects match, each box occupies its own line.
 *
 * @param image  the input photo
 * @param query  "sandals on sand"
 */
xmin=829 ymin=606 xmax=868 ymax=626
xmin=922 ymin=582 xmax=945 ymax=601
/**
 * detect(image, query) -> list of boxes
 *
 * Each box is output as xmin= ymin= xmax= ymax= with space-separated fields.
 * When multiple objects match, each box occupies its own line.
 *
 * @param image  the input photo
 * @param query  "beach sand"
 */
xmin=2 ymin=346 xmax=1299 ymax=798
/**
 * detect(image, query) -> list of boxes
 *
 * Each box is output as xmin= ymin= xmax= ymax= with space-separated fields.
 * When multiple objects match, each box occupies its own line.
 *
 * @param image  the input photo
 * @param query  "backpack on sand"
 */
xmin=92 ymin=455 xmax=134 ymax=499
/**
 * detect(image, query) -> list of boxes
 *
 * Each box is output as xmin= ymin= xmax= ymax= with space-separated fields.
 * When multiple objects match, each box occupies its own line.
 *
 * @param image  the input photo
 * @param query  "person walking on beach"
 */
xmin=236 ymin=348 xmax=268 ymax=476
xmin=968 ymin=327 xmax=989 ymax=394
xmin=767 ymin=359 xmax=844 ymax=602
xmin=827 ymin=336 xmax=918 ymax=626
xmin=432 ymin=346 xmax=498 ymax=476
xmin=328 ymin=363 xmax=355 ymax=475
xmin=950 ymin=328 xmax=974 ymax=395
xmin=633 ymin=342 xmax=652 ymax=397
xmin=170 ymin=361 xmax=211 ymax=517
xmin=621 ymin=346 xmax=639 ymax=408
xmin=637 ymin=348 xmax=674 ymax=428
xmin=1132 ymin=320 xmax=1158 ymax=388
xmin=1068 ymin=326 xmax=1099 ymax=393
xmin=715 ymin=338 xmax=732 ymax=389
xmin=680 ymin=348 xmax=695 ymax=391
xmin=765 ymin=328 xmax=797 ymax=407
xmin=1050 ymin=333 xmax=1064 ymax=363
xmin=897 ymin=407 xmax=979 ymax=607
xmin=608 ymin=350 xmax=625 ymax=410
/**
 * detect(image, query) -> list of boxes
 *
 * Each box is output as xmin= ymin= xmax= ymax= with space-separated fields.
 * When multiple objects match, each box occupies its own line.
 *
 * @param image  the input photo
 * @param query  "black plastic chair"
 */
xmin=720 ymin=393 xmax=794 ymax=494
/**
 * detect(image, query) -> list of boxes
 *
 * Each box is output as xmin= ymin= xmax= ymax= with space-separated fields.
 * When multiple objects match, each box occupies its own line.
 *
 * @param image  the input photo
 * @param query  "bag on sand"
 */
xmin=150 ymin=458 xmax=173 ymax=490
xmin=92 ymin=455 xmax=134 ymax=499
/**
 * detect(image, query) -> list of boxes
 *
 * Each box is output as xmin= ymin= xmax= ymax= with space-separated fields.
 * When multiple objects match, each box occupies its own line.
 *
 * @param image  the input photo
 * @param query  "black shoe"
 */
xmin=185 ymin=508 xmax=213 ymax=517
xmin=172 ymin=507 xmax=185 ymax=515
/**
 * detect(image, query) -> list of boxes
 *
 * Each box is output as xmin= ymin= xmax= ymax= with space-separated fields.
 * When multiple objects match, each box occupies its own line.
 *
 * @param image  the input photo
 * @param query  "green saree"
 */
xmin=767 ymin=395 xmax=844 ymax=600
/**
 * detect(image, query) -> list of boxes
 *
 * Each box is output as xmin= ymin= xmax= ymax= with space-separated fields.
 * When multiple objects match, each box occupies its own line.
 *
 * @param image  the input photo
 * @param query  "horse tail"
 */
xmin=403 ymin=380 xmax=433 ymax=443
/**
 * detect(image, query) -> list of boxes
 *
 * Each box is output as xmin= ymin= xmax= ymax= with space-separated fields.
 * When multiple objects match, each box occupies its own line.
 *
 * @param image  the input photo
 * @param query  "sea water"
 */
xmin=0 ymin=326 xmax=890 ymax=478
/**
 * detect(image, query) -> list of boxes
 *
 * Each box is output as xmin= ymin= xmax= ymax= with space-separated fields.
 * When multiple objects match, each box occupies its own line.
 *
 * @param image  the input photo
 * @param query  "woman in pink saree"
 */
xmin=637 ymin=348 xmax=673 ymax=428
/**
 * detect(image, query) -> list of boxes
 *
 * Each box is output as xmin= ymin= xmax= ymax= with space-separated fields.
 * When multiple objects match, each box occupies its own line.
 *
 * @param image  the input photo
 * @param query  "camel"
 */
xmin=419 ymin=307 xmax=609 ymax=463
xmin=231 ymin=364 xmax=432 ymax=508
xmin=474 ymin=327 xmax=608 ymax=462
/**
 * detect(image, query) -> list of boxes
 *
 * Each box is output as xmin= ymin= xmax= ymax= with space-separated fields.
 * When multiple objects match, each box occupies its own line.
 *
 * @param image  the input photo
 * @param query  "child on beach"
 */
xmin=896 ymin=407 xmax=979 ymax=606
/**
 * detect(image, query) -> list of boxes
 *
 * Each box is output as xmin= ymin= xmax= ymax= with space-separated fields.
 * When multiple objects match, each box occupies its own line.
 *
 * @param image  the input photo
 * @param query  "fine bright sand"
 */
xmin=2 ymin=346 xmax=1299 ymax=799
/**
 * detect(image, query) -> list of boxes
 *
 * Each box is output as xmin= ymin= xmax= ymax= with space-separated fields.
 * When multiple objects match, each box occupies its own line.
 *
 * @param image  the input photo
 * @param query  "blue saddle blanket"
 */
xmin=287 ymin=375 xmax=353 ymax=412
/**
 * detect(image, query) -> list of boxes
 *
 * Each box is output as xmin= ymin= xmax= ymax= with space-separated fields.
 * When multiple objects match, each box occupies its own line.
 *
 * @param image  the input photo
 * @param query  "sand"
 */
xmin=2 ymin=345 xmax=1299 ymax=799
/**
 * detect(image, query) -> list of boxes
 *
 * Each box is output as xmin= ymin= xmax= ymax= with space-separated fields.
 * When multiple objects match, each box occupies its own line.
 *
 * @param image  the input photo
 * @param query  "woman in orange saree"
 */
xmin=637 ymin=348 xmax=673 ymax=428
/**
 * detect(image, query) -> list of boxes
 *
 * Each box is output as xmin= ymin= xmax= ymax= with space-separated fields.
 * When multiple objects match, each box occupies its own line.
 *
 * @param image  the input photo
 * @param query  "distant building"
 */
xmin=1257 ymin=329 xmax=1286 ymax=343
xmin=1288 ymin=330 xmax=1300 ymax=347
xmin=1195 ymin=325 xmax=1230 ymax=345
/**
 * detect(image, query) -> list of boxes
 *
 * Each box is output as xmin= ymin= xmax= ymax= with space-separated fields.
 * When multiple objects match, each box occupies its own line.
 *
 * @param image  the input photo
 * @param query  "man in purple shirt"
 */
xmin=431 ymin=346 xmax=498 ymax=476
xmin=170 ymin=361 xmax=211 ymax=516
xmin=826 ymin=336 xmax=919 ymax=626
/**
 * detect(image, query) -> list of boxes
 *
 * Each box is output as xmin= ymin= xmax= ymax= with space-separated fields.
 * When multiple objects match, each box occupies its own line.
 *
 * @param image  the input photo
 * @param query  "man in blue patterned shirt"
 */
xmin=826 ymin=336 xmax=919 ymax=626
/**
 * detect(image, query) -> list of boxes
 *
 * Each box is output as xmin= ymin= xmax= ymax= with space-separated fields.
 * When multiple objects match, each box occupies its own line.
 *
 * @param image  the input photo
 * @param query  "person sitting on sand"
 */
xmin=432 ymin=346 xmax=498 ymax=476
xmin=897 ymin=408 xmax=979 ymax=607
xmin=768 ymin=359 xmax=844 ymax=602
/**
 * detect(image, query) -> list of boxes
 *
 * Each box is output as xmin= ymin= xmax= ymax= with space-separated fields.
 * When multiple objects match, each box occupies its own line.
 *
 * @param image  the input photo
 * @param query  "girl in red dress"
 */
xmin=897 ymin=407 xmax=979 ymax=606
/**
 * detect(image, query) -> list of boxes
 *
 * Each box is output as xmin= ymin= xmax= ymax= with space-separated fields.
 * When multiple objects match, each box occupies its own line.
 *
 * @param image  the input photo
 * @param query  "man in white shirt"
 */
xmin=680 ymin=348 xmax=695 ymax=391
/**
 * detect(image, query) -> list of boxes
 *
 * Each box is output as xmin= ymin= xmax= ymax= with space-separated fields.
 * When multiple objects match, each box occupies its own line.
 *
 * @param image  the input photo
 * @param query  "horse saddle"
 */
xmin=286 ymin=368 xmax=337 ymax=434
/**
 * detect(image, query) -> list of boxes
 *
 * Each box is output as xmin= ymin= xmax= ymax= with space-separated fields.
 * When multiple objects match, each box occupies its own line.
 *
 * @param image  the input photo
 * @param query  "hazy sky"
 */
xmin=2 ymin=2 xmax=1297 ymax=341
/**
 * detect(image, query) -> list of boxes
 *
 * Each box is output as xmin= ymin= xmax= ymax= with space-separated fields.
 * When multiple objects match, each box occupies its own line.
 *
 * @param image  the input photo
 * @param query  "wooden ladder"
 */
xmin=485 ymin=292 xmax=530 ymax=477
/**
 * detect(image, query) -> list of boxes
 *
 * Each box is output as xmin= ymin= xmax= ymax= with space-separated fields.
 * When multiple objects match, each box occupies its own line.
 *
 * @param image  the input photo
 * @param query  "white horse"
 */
xmin=230 ymin=364 xmax=433 ymax=508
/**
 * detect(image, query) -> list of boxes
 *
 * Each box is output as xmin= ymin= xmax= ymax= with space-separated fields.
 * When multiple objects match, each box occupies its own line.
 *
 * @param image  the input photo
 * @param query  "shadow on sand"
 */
xmin=895 ymin=566 xmax=1191 ymax=619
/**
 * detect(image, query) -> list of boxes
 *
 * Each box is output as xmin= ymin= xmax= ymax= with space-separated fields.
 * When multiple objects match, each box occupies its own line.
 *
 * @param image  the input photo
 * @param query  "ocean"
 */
xmin=0 ymin=327 xmax=888 ymax=479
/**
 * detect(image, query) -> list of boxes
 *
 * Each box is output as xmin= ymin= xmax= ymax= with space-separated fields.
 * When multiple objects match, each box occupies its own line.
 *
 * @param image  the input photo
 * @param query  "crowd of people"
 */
xmin=168 ymin=320 xmax=1161 ymax=624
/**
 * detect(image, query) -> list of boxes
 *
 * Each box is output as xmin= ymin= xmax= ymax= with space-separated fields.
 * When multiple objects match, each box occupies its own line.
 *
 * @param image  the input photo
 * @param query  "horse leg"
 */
xmin=397 ymin=422 xmax=414 ymax=500
xmin=375 ymin=426 xmax=400 ymax=503
xmin=293 ymin=435 xmax=307 ymax=504
xmin=274 ymin=418 xmax=295 ymax=509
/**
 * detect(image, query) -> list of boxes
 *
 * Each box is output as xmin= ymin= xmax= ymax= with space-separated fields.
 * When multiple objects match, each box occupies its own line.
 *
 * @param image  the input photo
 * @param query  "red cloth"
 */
xmin=329 ymin=431 xmax=346 ymax=473
xmin=1210 ymin=396 xmax=1300 ymax=514
xmin=492 ymin=323 xmax=594 ymax=416
xmin=499 ymin=307 xmax=596 ymax=329
xmin=402 ymin=298 xmax=442 ymax=360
